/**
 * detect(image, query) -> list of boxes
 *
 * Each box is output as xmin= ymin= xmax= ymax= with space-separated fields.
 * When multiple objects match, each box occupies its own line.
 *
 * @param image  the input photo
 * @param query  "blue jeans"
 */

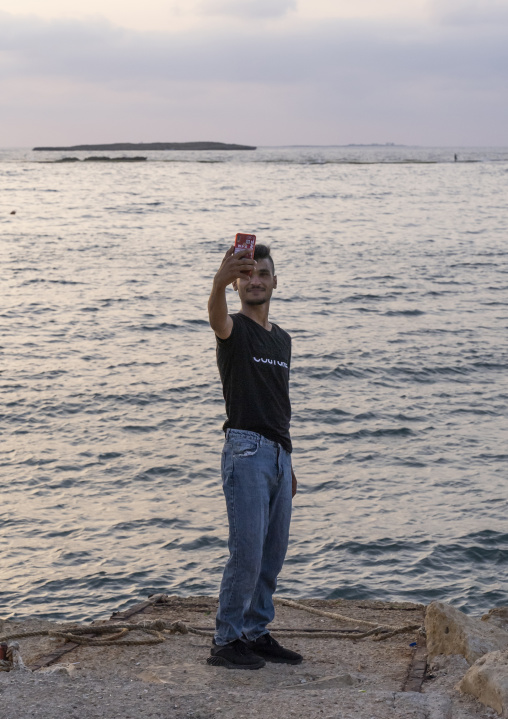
xmin=215 ymin=429 xmax=293 ymax=645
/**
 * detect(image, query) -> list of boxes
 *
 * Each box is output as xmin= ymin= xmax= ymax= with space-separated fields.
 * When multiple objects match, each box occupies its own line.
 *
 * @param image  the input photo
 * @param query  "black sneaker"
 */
xmin=206 ymin=639 xmax=266 ymax=670
xmin=244 ymin=633 xmax=303 ymax=664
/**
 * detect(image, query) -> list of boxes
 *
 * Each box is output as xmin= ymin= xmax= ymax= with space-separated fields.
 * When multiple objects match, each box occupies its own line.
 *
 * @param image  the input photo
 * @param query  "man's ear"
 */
xmin=273 ymin=275 xmax=277 ymax=290
xmin=232 ymin=279 xmax=239 ymax=292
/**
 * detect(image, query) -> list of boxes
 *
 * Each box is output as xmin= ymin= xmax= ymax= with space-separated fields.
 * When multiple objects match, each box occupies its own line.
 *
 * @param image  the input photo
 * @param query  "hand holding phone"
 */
xmin=234 ymin=233 xmax=256 ymax=275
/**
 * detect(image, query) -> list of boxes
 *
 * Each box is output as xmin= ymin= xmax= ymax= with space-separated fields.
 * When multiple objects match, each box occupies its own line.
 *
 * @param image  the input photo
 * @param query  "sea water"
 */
xmin=1 ymin=146 xmax=507 ymax=621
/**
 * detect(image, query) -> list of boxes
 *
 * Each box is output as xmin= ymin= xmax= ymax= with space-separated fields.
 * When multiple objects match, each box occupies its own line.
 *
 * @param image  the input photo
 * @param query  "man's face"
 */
xmin=232 ymin=257 xmax=277 ymax=306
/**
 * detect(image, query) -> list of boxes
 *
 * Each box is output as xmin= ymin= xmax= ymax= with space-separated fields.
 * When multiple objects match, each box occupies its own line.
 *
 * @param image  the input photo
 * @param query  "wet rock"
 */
xmin=425 ymin=602 xmax=508 ymax=665
xmin=457 ymin=649 xmax=508 ymax=717
xmin=483 ymin=608 xmax=508 ymax=632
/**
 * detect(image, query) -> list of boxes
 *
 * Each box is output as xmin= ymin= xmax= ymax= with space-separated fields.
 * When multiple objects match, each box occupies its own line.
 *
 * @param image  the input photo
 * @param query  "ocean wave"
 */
xmin=2 ymin=143 xmax=507 ymax=621
xmin=135 ymin=322 xmax=181 ymax=331
xmin=307 ymin=427 xmax=414 ymax=441
xmin=384 ymin=309 xmax=425 ymax=316
xmin=163 ymin=535 xmax=226 ymax=551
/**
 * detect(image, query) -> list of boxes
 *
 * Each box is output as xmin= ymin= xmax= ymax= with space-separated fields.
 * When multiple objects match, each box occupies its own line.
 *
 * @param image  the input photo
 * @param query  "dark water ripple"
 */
xmin=1 ymin=146 xmax=508 ymax=621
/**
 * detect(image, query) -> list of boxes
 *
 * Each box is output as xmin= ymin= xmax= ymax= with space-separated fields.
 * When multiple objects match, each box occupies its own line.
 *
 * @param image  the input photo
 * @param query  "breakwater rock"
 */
xmin=426 ymin=601 xmax=508 ymax=665
xmin=423 ymin=600 xmax=508 ymax=716
xmin=51 ymin=156 xmax=147 ymax=163
xmin=459 ymin=650 xmax=508 ymax=717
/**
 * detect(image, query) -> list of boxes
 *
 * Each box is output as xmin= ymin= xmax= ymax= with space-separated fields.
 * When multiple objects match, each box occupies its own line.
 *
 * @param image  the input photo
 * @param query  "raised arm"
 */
xmin=208 ymin=246 xmax=256 ymax=339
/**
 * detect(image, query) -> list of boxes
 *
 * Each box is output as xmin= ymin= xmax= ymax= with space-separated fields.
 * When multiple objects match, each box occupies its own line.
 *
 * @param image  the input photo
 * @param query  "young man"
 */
xmin=207 ymin=242 xmax=302 ymax=670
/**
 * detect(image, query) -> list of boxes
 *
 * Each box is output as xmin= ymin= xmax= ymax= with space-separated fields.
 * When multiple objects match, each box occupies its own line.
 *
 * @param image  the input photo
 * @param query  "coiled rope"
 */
xmin=0 ymin=620 xmax=209 ymax=651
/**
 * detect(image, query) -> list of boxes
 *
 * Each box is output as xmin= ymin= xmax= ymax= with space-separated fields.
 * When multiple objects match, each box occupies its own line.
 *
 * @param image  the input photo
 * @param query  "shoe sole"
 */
xmin=207 ymin=656 xmax=265 ymax=670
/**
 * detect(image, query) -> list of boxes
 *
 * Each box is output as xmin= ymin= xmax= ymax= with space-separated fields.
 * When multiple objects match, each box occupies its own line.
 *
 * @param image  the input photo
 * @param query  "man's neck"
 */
xmin=239 ymin=303 xmax=272 ymax=331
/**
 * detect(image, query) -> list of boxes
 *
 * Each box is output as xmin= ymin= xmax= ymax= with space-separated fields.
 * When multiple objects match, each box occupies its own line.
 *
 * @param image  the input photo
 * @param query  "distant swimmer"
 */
xmin=454 ymin=154 xmax=458 ymax=162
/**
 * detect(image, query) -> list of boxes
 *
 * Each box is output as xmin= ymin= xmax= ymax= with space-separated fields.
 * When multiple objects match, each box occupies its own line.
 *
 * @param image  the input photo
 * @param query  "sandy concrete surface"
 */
xmin=0 ymin=597 xmax=500 ymax=719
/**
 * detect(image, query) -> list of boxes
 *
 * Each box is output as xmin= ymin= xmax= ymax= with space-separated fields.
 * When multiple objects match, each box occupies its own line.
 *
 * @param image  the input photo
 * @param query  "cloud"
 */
xmin=1 ymin=11 xmax=507 ymax=86
xmin=428 ymin=0 xmax=508 ymax=26
xmin=199 ymin=0 xmax=296 ymax=19
xmin=0 ymin=9 xmax=507 ymax=145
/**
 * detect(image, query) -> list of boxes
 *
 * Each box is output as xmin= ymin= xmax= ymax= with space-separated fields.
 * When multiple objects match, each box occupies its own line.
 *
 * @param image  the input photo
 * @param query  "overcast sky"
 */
xmin=1 ymin=0 xmax=507 ymax=146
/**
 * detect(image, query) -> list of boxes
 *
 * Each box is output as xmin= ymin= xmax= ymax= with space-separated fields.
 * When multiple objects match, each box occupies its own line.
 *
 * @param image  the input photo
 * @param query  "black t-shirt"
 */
xmin=216 ymin=313 xmax=292 ymax=452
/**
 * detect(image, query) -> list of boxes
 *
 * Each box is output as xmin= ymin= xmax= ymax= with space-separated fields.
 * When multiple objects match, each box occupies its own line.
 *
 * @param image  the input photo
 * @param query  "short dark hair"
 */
xmin=254 ymin=243 xmax=275 ymax=274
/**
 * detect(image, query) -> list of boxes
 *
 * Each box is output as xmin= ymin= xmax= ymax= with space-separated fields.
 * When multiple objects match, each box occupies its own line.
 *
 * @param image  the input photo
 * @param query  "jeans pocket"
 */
xmin=231 ymin=439 xmax=259 ymax=458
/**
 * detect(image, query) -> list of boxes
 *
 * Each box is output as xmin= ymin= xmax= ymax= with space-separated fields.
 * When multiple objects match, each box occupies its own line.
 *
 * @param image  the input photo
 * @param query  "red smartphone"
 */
xmin=234 ymin=232 xmax=256 ymax=258
xmin=234 ymin=233 xmax=256 ymax=275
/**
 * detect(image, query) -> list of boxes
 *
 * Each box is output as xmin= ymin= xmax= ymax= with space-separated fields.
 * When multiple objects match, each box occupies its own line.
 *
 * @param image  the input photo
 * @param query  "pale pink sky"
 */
xmin=1 ymin=0 xmax=507 ymax=146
